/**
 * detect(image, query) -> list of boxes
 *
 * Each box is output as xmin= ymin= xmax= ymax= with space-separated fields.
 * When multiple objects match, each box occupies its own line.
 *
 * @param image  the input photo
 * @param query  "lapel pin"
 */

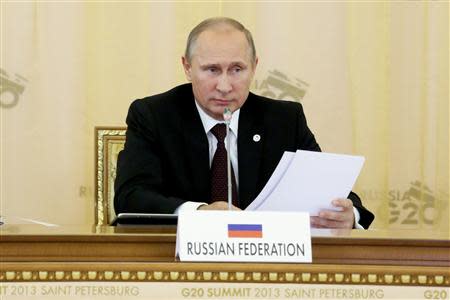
xmin=253 ymin=134 xmax=261 ymax=142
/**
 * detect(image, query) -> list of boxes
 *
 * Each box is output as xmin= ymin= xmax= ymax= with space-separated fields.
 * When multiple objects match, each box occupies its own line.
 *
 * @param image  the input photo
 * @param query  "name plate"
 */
xmin=176 ymin=211 xmax=311 ymax=263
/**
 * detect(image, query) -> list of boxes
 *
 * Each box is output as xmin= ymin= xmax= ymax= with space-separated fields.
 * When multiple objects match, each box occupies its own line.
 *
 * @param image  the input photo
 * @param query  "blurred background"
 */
xmin=1 ymin=1 xmax=448 ymax=231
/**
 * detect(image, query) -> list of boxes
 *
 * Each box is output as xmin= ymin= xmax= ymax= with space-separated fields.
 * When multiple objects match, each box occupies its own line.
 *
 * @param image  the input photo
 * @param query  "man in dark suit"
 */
xmin=114 ymin=17 xmax=374 ymax=229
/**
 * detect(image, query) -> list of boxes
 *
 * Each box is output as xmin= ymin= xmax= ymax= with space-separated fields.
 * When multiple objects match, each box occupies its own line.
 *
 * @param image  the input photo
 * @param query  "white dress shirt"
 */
xmin=196 ymin=102 xmax=240 ymax=186
xmin=175 ymin=101 xmax=240 ymax=213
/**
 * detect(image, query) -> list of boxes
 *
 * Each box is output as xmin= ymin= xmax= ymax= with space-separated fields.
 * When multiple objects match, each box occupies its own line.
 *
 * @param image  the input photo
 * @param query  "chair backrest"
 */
xmin=95 ymin=126 xmax=126 ymax=225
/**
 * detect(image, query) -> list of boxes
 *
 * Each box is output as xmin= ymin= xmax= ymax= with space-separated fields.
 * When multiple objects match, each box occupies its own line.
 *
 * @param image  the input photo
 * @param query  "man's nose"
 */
xmin=216 ymin=74 xmax=232 ymax=94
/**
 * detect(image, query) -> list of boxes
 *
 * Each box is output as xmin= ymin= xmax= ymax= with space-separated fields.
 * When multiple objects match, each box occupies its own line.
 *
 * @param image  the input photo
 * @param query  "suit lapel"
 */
xmin=238 ymin=94 xmax=264 ymax=208
xmin=179 ymin=90 xmax=210 ymax=201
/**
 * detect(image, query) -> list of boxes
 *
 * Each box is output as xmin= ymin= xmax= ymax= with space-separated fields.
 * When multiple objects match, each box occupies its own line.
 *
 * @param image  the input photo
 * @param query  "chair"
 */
xmin=95 ymin=126 xmax=126 ymax=225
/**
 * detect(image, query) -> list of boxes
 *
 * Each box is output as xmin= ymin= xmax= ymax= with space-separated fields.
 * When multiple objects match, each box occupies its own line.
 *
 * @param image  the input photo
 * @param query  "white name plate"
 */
xmin=176 ymin=211 xmax=311 ymax=263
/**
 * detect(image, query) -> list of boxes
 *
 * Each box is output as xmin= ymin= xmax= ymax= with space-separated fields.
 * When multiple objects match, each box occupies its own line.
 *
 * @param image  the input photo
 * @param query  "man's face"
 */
xmin=182 ymin=27 xmax=258 ymax=120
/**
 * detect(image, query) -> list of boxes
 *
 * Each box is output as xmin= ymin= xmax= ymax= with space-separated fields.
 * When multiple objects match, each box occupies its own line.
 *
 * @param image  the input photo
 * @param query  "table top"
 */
xmin=1 ymin=224 xmax=449 ymax=245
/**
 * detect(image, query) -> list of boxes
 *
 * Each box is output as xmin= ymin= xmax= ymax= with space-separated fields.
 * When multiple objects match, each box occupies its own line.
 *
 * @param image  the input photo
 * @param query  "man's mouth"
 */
xmin=211 ymin=99 xmax=232 ymax=105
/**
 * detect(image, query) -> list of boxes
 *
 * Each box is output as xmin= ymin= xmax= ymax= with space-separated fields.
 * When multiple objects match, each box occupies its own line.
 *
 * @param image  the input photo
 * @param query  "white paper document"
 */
xmin=245 ymin=150 xmax=365 ymax=216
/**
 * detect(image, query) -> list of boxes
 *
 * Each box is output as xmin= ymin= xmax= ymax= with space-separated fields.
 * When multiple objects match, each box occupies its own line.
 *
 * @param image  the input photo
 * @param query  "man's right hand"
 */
xmin=197 ymin=201 xmax=241 ymax=211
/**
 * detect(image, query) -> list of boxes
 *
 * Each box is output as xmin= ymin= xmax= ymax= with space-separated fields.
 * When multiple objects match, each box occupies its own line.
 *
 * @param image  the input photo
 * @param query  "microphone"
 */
xmin=223 ymin=107 xmax=233 ymax=210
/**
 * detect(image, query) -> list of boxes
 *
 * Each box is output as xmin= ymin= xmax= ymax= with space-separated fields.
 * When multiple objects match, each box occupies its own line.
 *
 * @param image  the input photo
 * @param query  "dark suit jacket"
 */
xmin=114 ymin=83 xmax=374 ymax=228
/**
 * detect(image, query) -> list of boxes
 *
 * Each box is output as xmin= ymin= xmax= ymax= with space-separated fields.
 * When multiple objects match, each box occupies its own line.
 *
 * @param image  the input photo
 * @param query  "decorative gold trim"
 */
xmin=1 ymin=270 xmax=448 ymax=286
xmin=385 ymin=274 xmax=394 ymax=284
xmin=435 ymin=275 xmax=444 ymax=284
xmin=285 ymin=272 xmax=294 ymax=282
xmin=368 ymin=274 xmax=377 ymax=283
xmin=352 ymin=273 xmax=361 ymax=283
xmin=95 ymin=127 xmax=126 ymax=225
xmin=336 ymin=273 xmax=344 ymax=283
xmin=318 ymin=273 xmax=327 ymax=282
xmin=203 ymin=272 xmax=212 ymax=281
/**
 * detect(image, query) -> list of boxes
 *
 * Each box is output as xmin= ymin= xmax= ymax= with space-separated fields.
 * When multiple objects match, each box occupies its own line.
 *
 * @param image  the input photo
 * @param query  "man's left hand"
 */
xmin=310 ymin=198 xmax=355 ymax=229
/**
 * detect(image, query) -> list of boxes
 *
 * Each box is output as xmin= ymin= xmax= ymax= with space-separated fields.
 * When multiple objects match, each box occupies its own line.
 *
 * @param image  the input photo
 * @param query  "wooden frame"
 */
xmin=95 ymin=126 xmax=127 ymax=225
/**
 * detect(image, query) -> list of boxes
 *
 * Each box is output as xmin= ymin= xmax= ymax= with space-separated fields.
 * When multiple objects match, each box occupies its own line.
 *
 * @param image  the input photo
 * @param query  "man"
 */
xmin=114 ymin=17 xmax=374 ymax=229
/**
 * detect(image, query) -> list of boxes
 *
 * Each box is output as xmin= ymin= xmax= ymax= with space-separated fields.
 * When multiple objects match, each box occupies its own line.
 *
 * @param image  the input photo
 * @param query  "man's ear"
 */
xmin=181 ymin=56 xmax=192 ymax=81
xmin=253 ymin=56 xmax=259 ymax=72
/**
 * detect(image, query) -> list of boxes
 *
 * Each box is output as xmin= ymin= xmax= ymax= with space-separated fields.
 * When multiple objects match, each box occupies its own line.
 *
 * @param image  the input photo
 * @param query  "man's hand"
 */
xmin=197 ymin=201 xmax=241 ymax=211
xmin=310 ymin=198 xmax=355 ymax=229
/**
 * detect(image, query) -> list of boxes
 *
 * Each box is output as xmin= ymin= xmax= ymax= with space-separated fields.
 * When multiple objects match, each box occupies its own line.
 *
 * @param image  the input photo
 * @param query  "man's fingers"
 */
xmin=332 ymin=198 xmax=353 ymax=209
xmin=311 ymin=216 xmax=345 ymax=228
xmin=319 ymin=210 xmax=347 ymax=222
xmin=198 ymin=201 xmax=241 ymax=211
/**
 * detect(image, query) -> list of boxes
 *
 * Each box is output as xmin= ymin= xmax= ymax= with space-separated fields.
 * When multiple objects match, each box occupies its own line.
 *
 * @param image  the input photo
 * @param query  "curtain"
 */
xmin=1 ymin=1 xmax=447 ymax=230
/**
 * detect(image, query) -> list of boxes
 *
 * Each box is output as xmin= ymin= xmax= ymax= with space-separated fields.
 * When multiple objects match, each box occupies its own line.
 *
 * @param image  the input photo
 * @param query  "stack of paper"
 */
xmin=245 ymin=150 xmax=365 ymax=215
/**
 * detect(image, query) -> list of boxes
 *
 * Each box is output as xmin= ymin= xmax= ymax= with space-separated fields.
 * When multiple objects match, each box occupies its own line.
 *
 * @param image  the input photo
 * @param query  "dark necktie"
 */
xmin=210 ymin=124 xmax=239 ymax=206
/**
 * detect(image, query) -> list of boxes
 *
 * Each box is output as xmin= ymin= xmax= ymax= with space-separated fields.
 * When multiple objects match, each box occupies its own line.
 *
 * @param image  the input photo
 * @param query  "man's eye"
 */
xmin=232 ymin=67 xmax=242 ymax=73
xmin=208 ymin=67 xmax=218 ymax=73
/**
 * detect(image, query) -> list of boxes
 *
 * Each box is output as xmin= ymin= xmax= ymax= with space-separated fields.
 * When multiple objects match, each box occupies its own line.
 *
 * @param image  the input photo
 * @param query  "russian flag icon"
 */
xmin=228 ymin=224 xmax=263 ymax=238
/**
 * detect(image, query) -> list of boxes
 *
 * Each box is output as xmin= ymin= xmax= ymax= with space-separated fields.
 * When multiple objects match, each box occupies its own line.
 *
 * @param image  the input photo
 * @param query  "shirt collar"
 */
xmin=195 ymin=100 xmax=240 ymax=137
